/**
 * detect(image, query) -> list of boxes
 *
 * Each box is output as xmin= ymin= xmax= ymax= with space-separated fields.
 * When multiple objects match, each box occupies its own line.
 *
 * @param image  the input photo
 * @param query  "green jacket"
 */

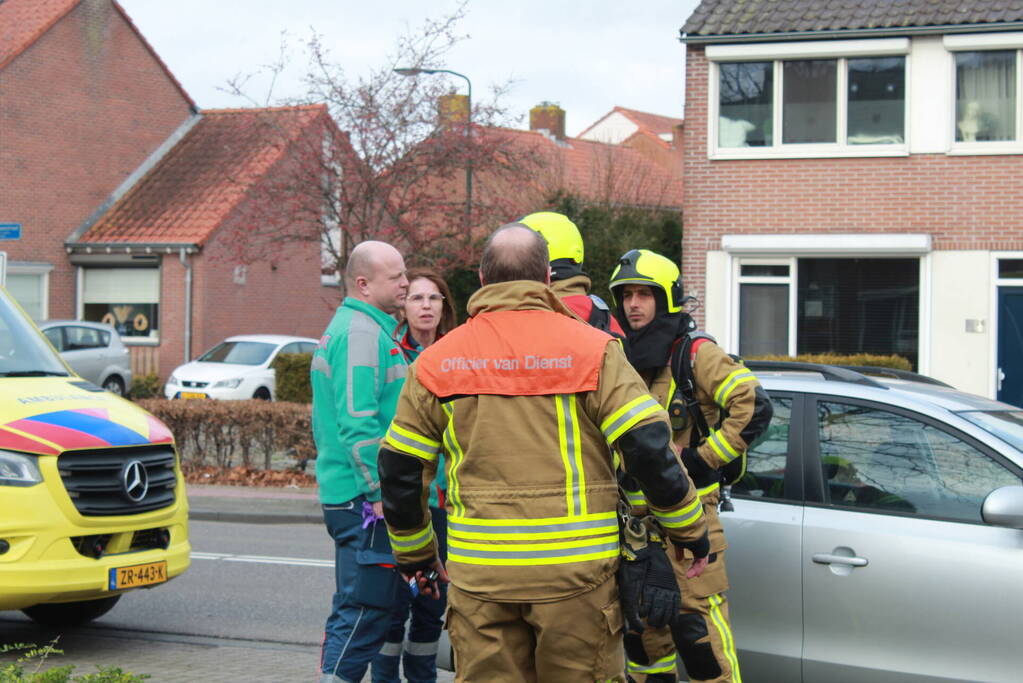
xmin=312 ymin=298 xmax=408 ymax=504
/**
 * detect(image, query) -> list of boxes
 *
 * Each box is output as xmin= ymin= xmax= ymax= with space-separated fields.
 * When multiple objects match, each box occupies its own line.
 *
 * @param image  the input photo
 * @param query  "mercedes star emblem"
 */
xmin=121 ymin=460 xmax=149 ymax=502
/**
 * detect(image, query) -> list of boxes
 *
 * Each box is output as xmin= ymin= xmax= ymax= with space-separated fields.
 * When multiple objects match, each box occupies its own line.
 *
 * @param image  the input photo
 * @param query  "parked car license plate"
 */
xmin=180 ymin=392 xmax=207 ymax=399
xmin=109 ymin=561 xmax=167 ymax=590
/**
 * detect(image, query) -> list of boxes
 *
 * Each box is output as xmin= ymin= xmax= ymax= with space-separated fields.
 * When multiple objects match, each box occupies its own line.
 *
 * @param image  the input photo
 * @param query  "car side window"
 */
xmin=298 ymin=342 xmax=317 ymax=354
xmin=44 ymin=327 xmax=64 ymax=351
xmin=279 ymin=343 xmax=301 ymax=355
xmin=66 ymin=326 xmax=101 ymax=350
xmin=817 ymin=401 xmax=1020 ymax=522
xmin=734 ymin=396 xmax=793 ymax=501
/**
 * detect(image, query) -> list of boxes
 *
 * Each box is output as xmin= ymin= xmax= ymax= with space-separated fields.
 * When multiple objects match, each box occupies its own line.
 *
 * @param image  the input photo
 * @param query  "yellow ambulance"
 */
xmin=0 ymin=254 xmax=190 ymax=626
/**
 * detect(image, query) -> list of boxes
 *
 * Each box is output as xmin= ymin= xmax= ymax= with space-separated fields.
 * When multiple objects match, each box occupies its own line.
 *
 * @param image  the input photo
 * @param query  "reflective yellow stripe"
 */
xmin=624 ymin=489 xmax=647 ymax=507
xmin=448 ymin=533 xmax=619 ymax=566
xmin=653 ymin=496 xmax=704 ymax=528
xmin=663 ymin=376 xmax=677 ymax=410
xmin=698 ymin=481 xmax=720 ymax=498
xmin=556 ymin=394 xmax=586 ymax=516
xmin=385 ymin=423 xmax=441 ymax=460
xmin=442 ymin=403 xmax=465 ymax=517
xmin=714 ymin=368 xmax=756 ymax=407
xmin=602 ymin=395 xmax=662 ymax=444
xmin=388 ymin=525 xmax=435 ymax=551
xmin=707 ymin=429 xmax=741 ymax=464
xmin=448 ymin=511 xmax=618 ymax=540
xmin=709 ymin=593 xmax=741 ymax=682
xmin=628 ymin=653 xmax=677 ymax=674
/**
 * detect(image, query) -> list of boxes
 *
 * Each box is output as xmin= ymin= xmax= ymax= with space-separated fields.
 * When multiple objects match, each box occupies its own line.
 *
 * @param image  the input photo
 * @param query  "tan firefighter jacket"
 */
xmin=380 ymin=281 xmax=708 ymax=602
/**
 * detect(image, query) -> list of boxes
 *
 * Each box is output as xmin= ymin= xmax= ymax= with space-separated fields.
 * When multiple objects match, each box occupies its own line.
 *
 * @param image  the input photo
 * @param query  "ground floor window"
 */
xmin=737 ymin=257 xmax=919 ymax=368
xmin=82 ymin=267 xmax=160 ymax=340
xmin=5 ymin=263 xmax=51 ymax=321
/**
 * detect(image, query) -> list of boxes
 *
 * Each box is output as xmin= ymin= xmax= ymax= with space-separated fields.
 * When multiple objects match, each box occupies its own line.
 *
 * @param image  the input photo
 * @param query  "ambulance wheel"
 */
xmin=22 ymin=595 xmax=122 ymax=627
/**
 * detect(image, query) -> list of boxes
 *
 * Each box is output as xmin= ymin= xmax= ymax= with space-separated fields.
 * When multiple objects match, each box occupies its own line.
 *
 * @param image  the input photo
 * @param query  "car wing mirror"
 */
xmin=981 ymin=486 xmax=1023 ymax=530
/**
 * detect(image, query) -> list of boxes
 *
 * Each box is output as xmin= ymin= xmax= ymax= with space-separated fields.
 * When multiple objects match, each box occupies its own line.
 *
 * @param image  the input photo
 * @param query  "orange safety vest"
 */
xmin=416 ymin=309 xmax=611 ymax=398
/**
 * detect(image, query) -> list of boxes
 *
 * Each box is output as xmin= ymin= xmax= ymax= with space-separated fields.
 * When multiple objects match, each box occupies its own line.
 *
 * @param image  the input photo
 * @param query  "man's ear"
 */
xmin=478 ymin=269 xmax=486 ymax=287
xmin=355 ymin=275 xmax=369 ymax=295
xmin=545 ymin=267 xmax=552 ymax=286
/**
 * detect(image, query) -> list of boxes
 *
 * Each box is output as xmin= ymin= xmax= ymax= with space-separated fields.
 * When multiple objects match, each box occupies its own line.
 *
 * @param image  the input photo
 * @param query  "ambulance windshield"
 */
xmin=0 ymin=288 xmax=70 ymax=377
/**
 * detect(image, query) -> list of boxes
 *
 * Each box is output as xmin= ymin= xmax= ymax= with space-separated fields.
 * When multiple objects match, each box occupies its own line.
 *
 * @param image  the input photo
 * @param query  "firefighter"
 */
xmin=609 ymin=249 xmax=773 ymax=683
xmin=378 ymin=224 xmax=711 ymax=682
xmin=519 ymin=211 xmax=627 ymax=341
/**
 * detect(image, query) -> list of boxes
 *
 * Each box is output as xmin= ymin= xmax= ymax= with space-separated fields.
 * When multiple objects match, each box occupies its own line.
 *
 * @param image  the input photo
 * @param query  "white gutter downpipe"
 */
xmin=179 ymin=248 xmax=192 ymax=363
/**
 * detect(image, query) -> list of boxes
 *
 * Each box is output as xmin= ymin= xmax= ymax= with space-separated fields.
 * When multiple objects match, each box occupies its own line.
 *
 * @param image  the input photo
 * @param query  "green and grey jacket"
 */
xmin=311 ymin=297 xmax=408 ymax=504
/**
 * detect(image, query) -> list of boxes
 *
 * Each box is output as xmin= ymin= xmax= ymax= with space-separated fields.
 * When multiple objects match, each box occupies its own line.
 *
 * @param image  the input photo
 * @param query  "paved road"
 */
xmin=1 ymin=520 xmax=454 ymax=682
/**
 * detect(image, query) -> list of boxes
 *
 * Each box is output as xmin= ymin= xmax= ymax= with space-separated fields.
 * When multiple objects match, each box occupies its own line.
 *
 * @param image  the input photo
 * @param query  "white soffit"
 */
xmin=721 ymin=234 xmax=932 ymax=255
xmin=944 ymin=32 xmax=1023 ymax=51
xmin=706 ymin=37 xmax=909 ymax=61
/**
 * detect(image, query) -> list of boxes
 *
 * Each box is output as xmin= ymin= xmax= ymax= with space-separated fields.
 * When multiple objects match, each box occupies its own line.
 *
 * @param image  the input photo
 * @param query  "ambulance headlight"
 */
xmin=0 ymin=450 xmax=43 ymax=487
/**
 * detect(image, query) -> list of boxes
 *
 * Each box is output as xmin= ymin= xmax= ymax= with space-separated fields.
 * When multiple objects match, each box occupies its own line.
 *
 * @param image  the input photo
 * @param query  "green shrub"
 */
xmin=0 ymin=641 xmax=149 ymax=682
xmin=137 ymin=399 xmax=315 ymax=470
xmin=271 ymin=352 xmax=312 ymax=403
xmin=746 ymin=353 xmax=912 ymax=370
xmin=128 ymin=373 xmax=162 ymax=400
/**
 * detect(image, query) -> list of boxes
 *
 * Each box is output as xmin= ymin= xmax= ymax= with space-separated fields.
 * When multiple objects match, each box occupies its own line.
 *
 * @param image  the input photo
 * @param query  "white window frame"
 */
xmin=707 ymin=38 xmax=911 ymax=160
xmin=945 ymin=34 xmax=1023 ymax=156
xmin=5 ymin=262 xmax=53 ymax=320
xmin=991 ymin=251 xmax=1023 ymax=399
xmin=723 ymin=234 xmax=931 ymax=370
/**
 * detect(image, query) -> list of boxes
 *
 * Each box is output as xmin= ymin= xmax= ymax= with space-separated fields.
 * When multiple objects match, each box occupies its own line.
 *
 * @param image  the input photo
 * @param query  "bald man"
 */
xmin=312 ymin=241 xmax=410 ymax=683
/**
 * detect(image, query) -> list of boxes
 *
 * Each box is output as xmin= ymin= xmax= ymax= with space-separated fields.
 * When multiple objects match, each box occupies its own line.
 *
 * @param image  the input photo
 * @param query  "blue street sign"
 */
xmin=0 ymin=223 xmax=21 ymax=240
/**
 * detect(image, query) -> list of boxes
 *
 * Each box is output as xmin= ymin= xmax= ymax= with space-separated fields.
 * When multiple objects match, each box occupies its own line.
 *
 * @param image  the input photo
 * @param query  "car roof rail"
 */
xmin=743 ymin=360 xmax=887 ymax=389
xmin=834 ymin=365 xmax=954 ymax=388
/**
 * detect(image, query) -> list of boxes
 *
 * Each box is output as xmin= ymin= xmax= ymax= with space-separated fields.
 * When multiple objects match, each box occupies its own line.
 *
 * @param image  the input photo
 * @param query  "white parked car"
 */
xmin=39 ymin=320 xmax=133 ymax=396
xmin=164 ymin=334 xmax=318 ymax=401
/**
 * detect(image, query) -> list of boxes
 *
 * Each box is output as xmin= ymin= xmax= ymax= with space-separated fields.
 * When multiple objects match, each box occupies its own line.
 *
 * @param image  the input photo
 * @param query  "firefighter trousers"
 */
xmin=446 ymin=576 xmax=625 ymax=683
xmin=626 ymin=553 xmax=740 ymax=683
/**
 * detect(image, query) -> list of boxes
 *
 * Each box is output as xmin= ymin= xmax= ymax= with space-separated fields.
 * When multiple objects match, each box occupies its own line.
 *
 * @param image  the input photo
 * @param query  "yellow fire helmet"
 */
xmin=519 ymin=212 xmax=584 ymax=265
xmin=609 ymin=248 xmax=685 ymax=314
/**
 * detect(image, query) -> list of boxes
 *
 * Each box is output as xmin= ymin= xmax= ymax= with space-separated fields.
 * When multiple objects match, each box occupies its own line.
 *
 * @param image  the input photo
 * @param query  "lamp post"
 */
xmin=394 ymin=67 xmax=473 ymax=227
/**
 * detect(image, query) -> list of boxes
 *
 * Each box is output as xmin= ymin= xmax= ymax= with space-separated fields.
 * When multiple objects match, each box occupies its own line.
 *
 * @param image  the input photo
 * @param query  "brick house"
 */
xmin=1 ymin=0 xmax=335 ymax=382
xmin=681 ymin=0 xmax=1023 ymax=402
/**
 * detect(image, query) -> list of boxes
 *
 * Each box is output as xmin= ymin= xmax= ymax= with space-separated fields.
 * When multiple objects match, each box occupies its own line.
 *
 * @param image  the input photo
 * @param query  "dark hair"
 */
xmin=405 ymin=267 xmax=457 ymax=336
xmin=479 ymin=223 xmax=549 ymax=284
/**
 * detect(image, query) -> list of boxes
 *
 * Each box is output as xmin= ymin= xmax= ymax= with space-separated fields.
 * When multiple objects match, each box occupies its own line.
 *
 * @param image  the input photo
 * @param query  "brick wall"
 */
xmin=0 ymin=0 xmax=192 ymax=318
xmin=682 ymin=45 xmax=1023 ymax=316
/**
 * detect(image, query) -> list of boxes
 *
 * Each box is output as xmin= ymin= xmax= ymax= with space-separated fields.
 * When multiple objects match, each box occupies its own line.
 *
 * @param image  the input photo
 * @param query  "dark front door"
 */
xmin=997 ymin=287 xmax=1023 ymax=406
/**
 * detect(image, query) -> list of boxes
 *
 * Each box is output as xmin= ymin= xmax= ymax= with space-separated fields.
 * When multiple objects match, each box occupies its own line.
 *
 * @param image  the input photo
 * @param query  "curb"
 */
xmin=188 ymin=510 xmax=323 ymax=524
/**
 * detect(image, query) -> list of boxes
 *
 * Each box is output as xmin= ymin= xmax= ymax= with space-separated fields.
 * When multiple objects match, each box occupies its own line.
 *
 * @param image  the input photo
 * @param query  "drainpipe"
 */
xmin=179 ymin=248 xmax=192 ymax=363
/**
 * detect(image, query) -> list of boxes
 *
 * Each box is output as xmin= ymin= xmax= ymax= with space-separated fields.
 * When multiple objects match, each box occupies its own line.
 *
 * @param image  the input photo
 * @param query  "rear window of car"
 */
xmin=959 ymin=411 xmax=1023 ymax=453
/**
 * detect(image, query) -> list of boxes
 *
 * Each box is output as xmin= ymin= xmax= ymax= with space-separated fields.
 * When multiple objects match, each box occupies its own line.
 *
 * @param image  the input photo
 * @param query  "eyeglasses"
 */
xmin=408 ymin=293 xmax=445 ymax=305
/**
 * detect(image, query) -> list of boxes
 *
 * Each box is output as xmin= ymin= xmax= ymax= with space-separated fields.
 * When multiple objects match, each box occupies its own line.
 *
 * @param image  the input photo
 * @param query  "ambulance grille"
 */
xmin=57 ymin=446 xmax=178 ymax=516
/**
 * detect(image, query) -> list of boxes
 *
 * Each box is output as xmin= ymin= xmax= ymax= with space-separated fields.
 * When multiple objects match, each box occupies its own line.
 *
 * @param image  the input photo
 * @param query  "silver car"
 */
xmin=39 ymin=320 xmax=133 ymax=396
xmin=725 ymin=364 xmax=1023 ymax=683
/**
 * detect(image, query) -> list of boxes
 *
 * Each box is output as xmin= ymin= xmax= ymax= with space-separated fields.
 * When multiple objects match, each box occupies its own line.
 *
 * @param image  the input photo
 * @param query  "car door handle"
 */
xmin=812 ymin=552 xmax=868 ymax=567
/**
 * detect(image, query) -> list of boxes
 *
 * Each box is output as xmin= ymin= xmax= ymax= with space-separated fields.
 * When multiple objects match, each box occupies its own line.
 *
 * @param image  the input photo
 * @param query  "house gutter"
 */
xmin=179 ymin=247 xmax=192 ymax=364
xmin=681 ymin=21 xmax=1023 ymax=44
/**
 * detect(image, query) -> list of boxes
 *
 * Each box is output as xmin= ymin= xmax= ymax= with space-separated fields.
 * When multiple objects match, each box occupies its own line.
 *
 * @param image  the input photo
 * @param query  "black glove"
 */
xmin=680 ymin=447 xmax=716 ymax=488
xmin=617 ymin=521 xmax=681 ymax=632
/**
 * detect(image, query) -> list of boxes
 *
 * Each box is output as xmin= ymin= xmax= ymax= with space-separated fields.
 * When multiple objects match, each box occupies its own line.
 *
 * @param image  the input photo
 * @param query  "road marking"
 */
xmin=192 ymin=551 xmax=333 ymax=568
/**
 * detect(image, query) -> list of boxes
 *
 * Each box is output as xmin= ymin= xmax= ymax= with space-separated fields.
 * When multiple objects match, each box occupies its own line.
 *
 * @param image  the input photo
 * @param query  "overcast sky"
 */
xmin=118 ymin=0 xmax=702 ymax=136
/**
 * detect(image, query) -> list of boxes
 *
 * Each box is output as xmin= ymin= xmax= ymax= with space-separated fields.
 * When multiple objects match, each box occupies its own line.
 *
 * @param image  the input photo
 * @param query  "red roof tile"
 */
xmin=0 ymin=0 xmax=80 ymax=70
xmin=577 ymin=106 xmax=683 ymax=145
xmin=77 ymin=105 xmax=329 ymax=245
xmin=487 ymin=127 xmax=682 ymax=209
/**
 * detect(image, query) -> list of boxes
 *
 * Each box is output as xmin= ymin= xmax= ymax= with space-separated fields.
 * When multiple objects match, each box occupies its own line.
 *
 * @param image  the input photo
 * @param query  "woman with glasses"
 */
xmin=374 ymin=267 xmax=456 ymax=683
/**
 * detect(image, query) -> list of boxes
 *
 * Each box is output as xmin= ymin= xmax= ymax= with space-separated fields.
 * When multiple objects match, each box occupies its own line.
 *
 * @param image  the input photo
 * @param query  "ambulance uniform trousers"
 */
xmin=445 ymin=576 xmax=626 ymax=683
xmin=629 ymin=552 xmax=740 ymax=683
xmin=372 ymin=506 xmax=448 ymax=683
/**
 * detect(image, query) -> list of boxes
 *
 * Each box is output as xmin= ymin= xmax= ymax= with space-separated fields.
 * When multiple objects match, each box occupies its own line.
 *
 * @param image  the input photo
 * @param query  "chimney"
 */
xmin=530 ymin=102 xmax=566 ymax=140
xmin=438 ymin=94 xmax=469 ymax=126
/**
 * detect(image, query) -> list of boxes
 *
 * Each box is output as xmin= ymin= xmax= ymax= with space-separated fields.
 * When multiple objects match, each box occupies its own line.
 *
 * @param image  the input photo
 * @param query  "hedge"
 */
xmin=745 ymin=353 xmax=912 ymax=370
xmin=137 ymin=399 xmax=315 ymax=471
xmin=271 ymin=352 xmax=312 ymax=403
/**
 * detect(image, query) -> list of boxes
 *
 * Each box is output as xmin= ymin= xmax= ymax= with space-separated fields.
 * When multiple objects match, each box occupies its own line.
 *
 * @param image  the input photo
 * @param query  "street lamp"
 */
xmin=394 ymin=67 xmax=473 ymax=227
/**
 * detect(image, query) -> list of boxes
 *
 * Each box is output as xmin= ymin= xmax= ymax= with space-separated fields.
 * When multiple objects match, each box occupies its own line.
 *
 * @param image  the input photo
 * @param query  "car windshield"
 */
xmin=198 ymin=341 xmax=276 ymax=366
xmin=0 ymin=289 xmax=70 ymax=377
xmin=959 ymin=410 xmax=1023 ymax=452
